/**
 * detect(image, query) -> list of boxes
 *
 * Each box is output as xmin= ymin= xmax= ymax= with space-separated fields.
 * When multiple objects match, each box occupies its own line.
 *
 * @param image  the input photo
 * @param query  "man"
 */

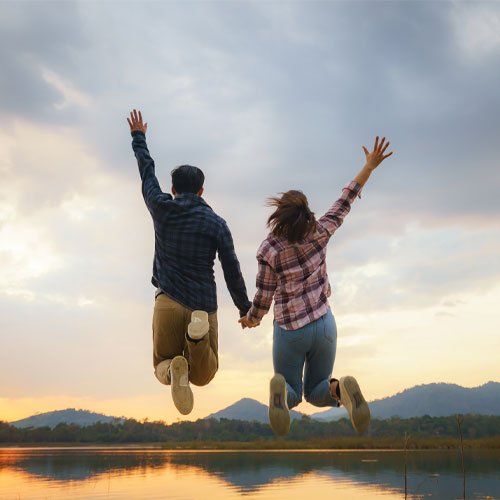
xmin=127 ymin=109 xmax=251 ymax=415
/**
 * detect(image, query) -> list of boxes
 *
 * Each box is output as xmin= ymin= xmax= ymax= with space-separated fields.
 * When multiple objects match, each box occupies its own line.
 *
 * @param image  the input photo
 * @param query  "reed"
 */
xmin=456 ymin=414 xmax=466 ymax=499
xmin=404 ymin=432 xmax=410 ymax=498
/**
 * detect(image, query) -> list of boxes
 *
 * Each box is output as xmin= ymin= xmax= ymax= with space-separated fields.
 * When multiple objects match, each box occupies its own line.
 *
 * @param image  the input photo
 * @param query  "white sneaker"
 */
xmin=155 ymin=359 xmax=172 ymax=385
xmin=339 ymin=376 xmax=371 ymax=434
xmin=268 ymin=374 xmax=290 ymax=436
xmin=169 ymin=356 xmax=194 ymax=415
xmin=187 ymin=310 xmax=210 ymax=341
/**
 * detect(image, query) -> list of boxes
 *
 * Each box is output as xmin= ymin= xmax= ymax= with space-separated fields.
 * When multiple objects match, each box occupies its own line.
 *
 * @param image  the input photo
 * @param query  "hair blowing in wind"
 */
xmin=267 ymin=190 xmax=317 ymax=244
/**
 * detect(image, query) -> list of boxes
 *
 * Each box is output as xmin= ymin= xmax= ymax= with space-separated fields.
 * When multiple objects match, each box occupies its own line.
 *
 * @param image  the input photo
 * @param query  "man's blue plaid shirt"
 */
xmin=132 ymin=131 xmax=251 ymax=317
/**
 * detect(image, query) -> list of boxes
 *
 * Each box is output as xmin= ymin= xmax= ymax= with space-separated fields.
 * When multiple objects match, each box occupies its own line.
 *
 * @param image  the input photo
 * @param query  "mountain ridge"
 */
xmin=10 ymin=408 xmax=121 ymax=429
xmin=311 ymin=380 xmax=500 ymax=421
xmin=206 ymin=397 xmax=305 ymax=423
xmin=8 ymin=381 xmax=499 ymax=428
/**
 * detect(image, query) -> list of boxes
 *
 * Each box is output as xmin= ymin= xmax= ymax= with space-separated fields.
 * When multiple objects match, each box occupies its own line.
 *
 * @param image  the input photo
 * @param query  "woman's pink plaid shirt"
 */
xmin=247 ymin=181 xmax=362 ymax=330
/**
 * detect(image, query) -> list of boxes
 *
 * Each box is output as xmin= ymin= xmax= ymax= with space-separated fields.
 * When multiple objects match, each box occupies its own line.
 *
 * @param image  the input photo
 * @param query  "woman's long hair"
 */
xmin=267 ymin=190 xmax=317 ymax=244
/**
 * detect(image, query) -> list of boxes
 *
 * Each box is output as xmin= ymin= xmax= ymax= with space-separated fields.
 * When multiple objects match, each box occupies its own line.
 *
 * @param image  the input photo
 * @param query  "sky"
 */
xmin=1 ymin=0 xmax=499 ymax=424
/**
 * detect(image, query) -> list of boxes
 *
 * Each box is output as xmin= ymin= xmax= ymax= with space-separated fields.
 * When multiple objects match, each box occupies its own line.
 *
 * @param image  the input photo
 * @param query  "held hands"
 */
xmin=127 ymin=109 xmax=148 ymax=134
xmin=239 ymin=316 xmax=260 ymax=330
xmin=362 ymin=136 xmax=393 ymax=171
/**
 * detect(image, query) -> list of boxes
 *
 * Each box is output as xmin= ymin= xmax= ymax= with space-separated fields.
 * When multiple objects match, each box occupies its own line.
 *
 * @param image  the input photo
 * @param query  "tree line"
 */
xmin=0 ymin=414 xmax=498 ymax=444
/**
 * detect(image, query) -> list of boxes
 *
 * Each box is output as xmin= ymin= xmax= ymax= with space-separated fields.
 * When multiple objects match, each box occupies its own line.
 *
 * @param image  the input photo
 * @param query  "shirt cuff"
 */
xmin=238 ymin=301 xmax=252 ymax=318
xmin=345 ymin=180 xmax=362 ymax=199
xmin=247 ymin=305 xmax=265 ymax=323
xmin=131 ymin=130 xmax=146 ymax=138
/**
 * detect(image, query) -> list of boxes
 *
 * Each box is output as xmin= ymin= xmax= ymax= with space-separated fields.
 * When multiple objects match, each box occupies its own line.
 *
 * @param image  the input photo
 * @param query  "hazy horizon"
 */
xmin=8 ymin=379 xmax=499 ymax=423
xmin=1 ymin=1 xmax=499 ymax=423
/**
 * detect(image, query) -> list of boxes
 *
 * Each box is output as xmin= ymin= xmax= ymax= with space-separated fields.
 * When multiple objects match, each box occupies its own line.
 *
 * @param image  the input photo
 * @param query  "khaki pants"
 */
xmin=153 ymin=294 xmax=218 ymax=386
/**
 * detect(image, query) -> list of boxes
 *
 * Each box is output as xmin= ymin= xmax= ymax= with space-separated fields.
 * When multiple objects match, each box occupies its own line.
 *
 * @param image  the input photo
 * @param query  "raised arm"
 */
xmin=127 ymin=109 xmax=172 ymax=214
xmin=318 ymin=136 xmax=393 ymax=236
xmin=217 ymin=221 xmax=252 ymax=318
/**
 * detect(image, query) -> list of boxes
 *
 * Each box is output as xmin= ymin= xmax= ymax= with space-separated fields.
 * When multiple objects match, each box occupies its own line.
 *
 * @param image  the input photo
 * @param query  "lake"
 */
xmin=0 ymin=448 xmax=498 ymax=499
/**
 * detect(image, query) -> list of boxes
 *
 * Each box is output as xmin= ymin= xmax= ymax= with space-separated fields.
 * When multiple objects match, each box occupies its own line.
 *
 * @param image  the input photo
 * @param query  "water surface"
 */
xmin=0 ymin=448 xmax=498 ymax=499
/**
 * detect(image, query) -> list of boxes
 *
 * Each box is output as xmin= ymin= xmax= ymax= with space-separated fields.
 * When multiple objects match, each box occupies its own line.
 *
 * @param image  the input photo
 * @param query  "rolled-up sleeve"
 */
xmin=317 ymin=181 xmax=362 ymax=237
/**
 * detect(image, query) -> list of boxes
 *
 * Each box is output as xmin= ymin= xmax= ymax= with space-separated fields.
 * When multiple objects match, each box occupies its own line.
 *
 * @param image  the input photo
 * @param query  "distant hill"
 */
xmin=206 ymin=398 xmax=305 ymax=423
xmin=311 ymin=382 xmax=500 ymax=421
xmin=9 ymin=382 xmax=499 ymax=428
xmin=2 ymin=413 xmax=499 ymax=445
xmin=10 ymin=408 xmax=121 ymax=429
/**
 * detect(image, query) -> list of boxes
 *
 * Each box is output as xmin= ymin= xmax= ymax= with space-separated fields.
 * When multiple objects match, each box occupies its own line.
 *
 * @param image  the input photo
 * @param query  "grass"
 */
xmin=158 ymin=436 xmax=500 ymax=450
xmin=2 ymin=436 xmax=498 ymax=450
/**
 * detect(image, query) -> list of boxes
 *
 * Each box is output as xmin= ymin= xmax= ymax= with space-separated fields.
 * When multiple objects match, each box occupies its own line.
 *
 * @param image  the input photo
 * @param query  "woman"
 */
xmin=240 ymin=136 xmax=393 ymax=436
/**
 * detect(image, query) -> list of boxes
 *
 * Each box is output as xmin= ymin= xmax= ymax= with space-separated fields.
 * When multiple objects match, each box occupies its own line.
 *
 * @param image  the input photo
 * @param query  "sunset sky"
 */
xmin=1 ymin=1 xmax=499 ymax=424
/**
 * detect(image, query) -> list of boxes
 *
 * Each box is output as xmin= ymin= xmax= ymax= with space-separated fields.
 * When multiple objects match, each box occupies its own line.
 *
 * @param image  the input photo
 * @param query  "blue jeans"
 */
xmin=273 ymin=309 xmax=340 ymax=409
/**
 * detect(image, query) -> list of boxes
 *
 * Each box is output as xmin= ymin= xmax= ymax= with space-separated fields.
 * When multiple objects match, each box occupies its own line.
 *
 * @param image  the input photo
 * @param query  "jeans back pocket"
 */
xmin=321 ymin=310 xmax=337 ymax=344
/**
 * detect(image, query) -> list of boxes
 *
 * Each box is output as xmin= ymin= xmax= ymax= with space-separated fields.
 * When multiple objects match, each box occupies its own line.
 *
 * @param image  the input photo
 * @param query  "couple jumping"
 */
xmin=127 ymin=109 xmax=393 ymax=436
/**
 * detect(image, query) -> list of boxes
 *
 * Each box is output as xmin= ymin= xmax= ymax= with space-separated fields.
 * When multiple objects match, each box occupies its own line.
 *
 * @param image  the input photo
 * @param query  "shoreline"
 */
xmin=0 ymin=446 xmax=493 ymax=452
xmin=1 ymin=436 xmax=498 ymax=451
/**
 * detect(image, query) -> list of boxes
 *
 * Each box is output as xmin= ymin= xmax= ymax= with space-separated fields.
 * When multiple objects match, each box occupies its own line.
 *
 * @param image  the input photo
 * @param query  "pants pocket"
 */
xmin=281 ymin=328 xmax=306 ymax=343
xmin=321 ymin=311 xmax=337 ymax=344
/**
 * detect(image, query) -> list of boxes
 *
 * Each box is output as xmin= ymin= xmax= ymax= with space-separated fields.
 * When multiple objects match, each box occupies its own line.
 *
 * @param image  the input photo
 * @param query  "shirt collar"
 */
xmin=174 ymin=192 xmax=210 ymax=208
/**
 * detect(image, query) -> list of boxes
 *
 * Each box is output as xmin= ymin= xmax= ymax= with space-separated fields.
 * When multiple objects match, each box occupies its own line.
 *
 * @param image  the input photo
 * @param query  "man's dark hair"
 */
xmin=171 ymin=165 xmax=205 ymax=194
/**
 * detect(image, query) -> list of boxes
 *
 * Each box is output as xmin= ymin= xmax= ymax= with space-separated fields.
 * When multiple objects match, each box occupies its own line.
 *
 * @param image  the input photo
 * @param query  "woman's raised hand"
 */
xmin=362 ymin=136 xmax=393 ymax=171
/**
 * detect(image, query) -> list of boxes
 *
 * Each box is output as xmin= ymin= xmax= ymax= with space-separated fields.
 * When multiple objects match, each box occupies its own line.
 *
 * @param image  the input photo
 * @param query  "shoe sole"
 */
xmin=339 ymin=376 xmax=371 ymax=434
xmin=188 ymin=310 xmax=210 ymax=340
xmin=170 ymin=356 xmax=194 ymax=415
xmin=269 ymin=374 xmax=290 ymax=436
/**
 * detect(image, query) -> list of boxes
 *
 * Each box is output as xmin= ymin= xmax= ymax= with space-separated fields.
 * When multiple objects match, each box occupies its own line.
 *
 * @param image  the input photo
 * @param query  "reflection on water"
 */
xmin=0 ymin=448 xmax=498 ymax=499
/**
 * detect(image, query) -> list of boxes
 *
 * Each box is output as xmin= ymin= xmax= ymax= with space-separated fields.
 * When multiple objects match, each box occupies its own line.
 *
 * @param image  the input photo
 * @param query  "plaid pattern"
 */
xmin=247 ymin=181 xmax=362 ymax=330
xmin=132 ymin=131 xmax=251 ymax=317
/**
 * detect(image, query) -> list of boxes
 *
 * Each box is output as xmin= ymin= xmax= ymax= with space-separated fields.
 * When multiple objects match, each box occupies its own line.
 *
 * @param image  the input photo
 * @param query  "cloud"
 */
xmin=0 ymin=2 xmax=86 ymax=124
xmin=0 ymin=1 xmax=499 ymax=420
xmin=451 ymin=2 xmax=500 ymax=59
xmin=330 ymin=222 xmax=500 ymax=313
xmin=3 ymin=1 xmax=499 ymax=216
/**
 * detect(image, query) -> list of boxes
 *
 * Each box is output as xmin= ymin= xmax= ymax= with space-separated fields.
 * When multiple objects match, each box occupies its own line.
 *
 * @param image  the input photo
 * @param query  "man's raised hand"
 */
xmin=362 ymin=136 xmax=393 ymax=171
xmin=127 ymin=109 xmax=148 ymax=134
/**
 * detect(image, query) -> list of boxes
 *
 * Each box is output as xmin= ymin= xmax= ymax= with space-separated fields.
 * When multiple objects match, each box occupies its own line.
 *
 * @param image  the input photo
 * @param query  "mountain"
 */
xmin=311 ymin=381 xmax=500 ymax=421
xmin=10 ymin=408 xmax=121 ymax=429
xmin=206 ymin=398 xmax=305 ymax=423
xmin=10 ymin=382 xmax=499 ymax=428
